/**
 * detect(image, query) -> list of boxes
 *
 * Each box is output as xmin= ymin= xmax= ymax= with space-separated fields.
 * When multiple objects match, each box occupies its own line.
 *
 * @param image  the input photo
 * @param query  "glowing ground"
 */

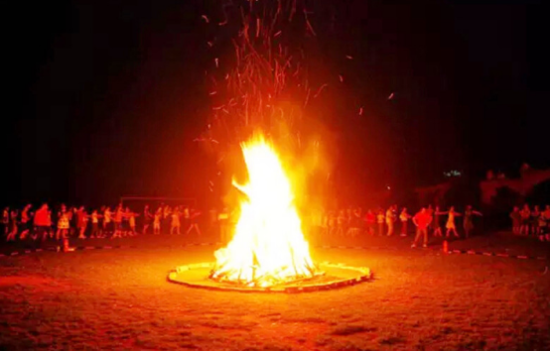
xmin=0 ymin=234 xmax=549 ymax=350
xmin=168 ymin=261 xmax=370 ymax=293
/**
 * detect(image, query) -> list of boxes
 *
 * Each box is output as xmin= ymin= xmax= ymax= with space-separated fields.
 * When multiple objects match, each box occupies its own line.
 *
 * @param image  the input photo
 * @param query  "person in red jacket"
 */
xmin=411 ymin=207 xmax=433 ymax=248
xmin=34 ymin=203 xmax=51 ymax=241
xmin=75 ymin=207 xmax=85 ymax=239
xmin=112 ymin=205 xmax=124 ymax=238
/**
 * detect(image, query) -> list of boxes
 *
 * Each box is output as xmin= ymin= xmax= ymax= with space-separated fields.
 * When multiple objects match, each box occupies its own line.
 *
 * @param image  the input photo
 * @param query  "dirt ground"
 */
xmin=0 ymin=233 xmax=549 ymax=350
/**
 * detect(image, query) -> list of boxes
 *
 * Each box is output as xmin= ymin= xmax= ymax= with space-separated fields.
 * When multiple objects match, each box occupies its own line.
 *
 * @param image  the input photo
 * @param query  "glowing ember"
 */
xmin=210 ymin=134 xmax=318 ymax=287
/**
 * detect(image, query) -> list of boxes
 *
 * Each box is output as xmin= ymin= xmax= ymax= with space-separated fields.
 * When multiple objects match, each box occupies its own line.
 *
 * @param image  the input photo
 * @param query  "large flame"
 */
xmin=211 ymin=134 xmax=317 ymax=287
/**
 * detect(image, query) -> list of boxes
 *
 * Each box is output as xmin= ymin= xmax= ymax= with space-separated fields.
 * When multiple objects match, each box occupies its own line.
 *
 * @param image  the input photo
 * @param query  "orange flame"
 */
xmin=211 ymin=134 xmax=316 ymax=287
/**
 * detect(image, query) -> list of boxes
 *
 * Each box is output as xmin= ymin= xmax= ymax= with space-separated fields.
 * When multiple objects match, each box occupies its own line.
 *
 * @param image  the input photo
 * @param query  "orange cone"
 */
xmin=443 ymin=240 xmax=448 ymax=254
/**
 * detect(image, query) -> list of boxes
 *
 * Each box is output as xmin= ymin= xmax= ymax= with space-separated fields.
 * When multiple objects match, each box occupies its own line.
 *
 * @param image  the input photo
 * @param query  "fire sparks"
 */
xmin=210 ymin=134 xmax=317 ymax=287
xmin=197 ymin=0 xmax=322 ymax=149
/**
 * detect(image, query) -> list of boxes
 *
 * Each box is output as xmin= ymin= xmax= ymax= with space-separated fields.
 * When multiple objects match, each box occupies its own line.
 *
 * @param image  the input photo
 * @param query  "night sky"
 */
xmin=2 ymin=0 xmax=548 ymax=207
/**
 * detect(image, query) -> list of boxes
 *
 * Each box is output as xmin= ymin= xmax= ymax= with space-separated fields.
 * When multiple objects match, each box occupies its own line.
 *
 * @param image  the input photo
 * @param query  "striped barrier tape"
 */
xmin=0 ymin=242 xmax=547 ymax=262
xmin=448 ymin=249 xmax=546 ymax=261
xmin=318 ymin=245 xmax=547 ymax=261
xmin=0 ymin=242 xmax=224 ymax=258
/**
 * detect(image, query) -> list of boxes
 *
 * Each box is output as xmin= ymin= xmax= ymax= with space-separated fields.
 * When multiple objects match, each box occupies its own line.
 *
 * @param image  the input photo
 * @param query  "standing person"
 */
xmin=543 ymin=205 xmax=550 ymax=242
xmin=427 ymin=204 xmax=434 ymax=223
xmin=183 ymin=207 xmax=190 ymax=234
xmin=510 ymin=206 xmax=521 ymax=235
xmin=112 ymin=205 xmax=124 ymax=238
xmin=444 ymin=206 xmax=461 ymax=238
xmin=328 ymin=210 xmax=336 ymax=236
xmin=103 ymin=207 xmax=113 ymax=238
xmin=411 ymin=207 xmax=432 ymax=248
xmin=346 ymin=208 xmax=354 ymax=236
xmin=463 ymin=205 xmax=483 ymax=238
xmin=186 ymin=209 xmax=202 ymax=236
xmin=59 ymin=206 xmax=74 ymax=252
xmin=432 ymin=206 xmax=443 ymax=237
xmin=531 ymin=205 xmax=541 ymax=236
xmin=97 ymin=206 xmax=105 ymax=237
xmin=142 ymin=205 xmax=152 ymax=235
xmin=344 ymin=208 xmax=353 ymax=236
xmin=538 ymin=205 xmax=550 ymax=242
xmin=347 ymin=208 xmax=361 ymax=238
xmin=89 ymin=210 xmax=100 ymax=239
xmin=163 ymin=205 xmax=172 ymax=234
xmin=325 ymin=210 xmax=335 ymax=240
xmin=320 ymin=209 xmax=329 ymax=238
xmin=6 ymin=208 xmax=19 ymax=241
xmin=120 ymin=208 xmax=130 ymax=236
xmin=56 ymin=205 xmax=70 ymax=241
xmin=354 ymin=208 xmax=363 ymax=235
xmin=336 ymin=210 xmax=346 ymax=237
xmin=126 ymin=208 xmax=138 ymax=236
xmin=33 ymin=203 xmax=51 ymax=241
xmin=153 ymin=208 xmax=162 ymax=235
xmin=2 ymin=207 xmax=9 ymax=237
xmin=365 ymin=209 xmax=376 ymax=235
xmin=170 ymin=207 xmax=181 ymax=235
xmin=69 ymin=208 xmax=78 ymax=237
xmin=519 ymin=204 xmax=531 ymax=235
xmin=19 ymin=204 xmax=32 ymax=239
xmin=47 ymin=209 xmax=54 ymax=239
xmin=399 ymin=208 xmax=411 ymax=237
xmin=122 ymin=207 xmax=133 ymax=237
xmin=377 ymin=209 xmax=385 ymax=236
xmin=386 ymin=206 xmax=396 ymax=236
xmin=328 ymin=209 xmax=336 ymax=237
xmin=76 ymin=206 xmax=87 ymax=239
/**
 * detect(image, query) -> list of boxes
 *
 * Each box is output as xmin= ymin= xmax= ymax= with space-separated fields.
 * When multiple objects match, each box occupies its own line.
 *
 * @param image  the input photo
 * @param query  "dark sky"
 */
xmin=1 ymin=0 xmax=547 ymax=206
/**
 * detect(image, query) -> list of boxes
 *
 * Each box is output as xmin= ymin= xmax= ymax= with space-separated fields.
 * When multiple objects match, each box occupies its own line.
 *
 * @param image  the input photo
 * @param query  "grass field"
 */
xmin=0 ymin=233 xmax=549 ymax=350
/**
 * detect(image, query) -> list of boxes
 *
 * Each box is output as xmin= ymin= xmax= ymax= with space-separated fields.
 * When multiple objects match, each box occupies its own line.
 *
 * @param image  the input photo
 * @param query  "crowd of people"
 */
xmin=509 ymin=204 xmax=550 ymax=242
xmin=1 ymin=203 xmax=204 ymax=246
xmin=312 ymin=205 xmax=485 ymax=248
xmin=2 ymin=201 xmax=549 ymax=252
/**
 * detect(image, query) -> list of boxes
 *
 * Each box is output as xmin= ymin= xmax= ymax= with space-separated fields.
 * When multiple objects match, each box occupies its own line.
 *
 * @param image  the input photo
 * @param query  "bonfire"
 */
xmin=210 ymin=134 xmax=318 ymax=287
xmin=169 ymin=1 xmax=371 ymax=293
